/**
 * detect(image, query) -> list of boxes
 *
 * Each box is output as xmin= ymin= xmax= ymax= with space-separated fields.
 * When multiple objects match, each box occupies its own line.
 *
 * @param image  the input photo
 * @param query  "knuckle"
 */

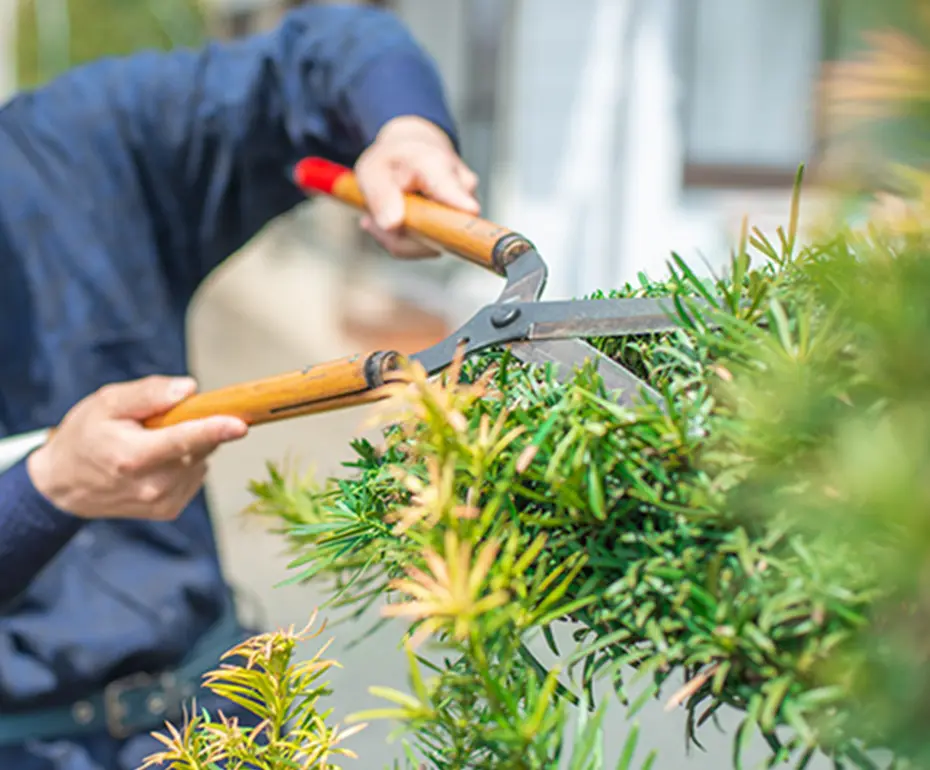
xmin=169 ymin=434 xmax=193 ymax=459
xmin=95 ymin=382 xmax=120 ymax=406
xmin=181 ymin=422 xmax=213 ymax=449
xmin=108 ymin=448 xmax=143 ymax=477
xmin=139 ymin=374 xmax=169 ymax=396
xmin=96 ymin=382 xmax=116 ymax=397
xmin=103 ymin=449 xmax=125 ymax=476
xmin=136 ymin=481 xmax=163 ymax=504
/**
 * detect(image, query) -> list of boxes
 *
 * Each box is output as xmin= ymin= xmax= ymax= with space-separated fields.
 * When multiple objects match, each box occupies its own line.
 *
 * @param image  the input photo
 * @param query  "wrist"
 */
xmin=26 ymin=443 xmax=76 ymax=516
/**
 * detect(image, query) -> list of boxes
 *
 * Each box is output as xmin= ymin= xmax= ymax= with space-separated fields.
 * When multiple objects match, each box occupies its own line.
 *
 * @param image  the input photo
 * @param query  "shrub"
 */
xmin=142 ymin=166 xmax=930 ymax=769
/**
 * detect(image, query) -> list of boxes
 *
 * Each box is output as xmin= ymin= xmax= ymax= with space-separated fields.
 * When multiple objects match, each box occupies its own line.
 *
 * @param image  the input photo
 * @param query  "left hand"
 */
xmin=354 ymin=116 xmax=480 ymax=258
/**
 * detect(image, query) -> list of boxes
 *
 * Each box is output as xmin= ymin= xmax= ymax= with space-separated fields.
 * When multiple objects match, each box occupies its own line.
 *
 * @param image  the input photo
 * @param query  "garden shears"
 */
xmin=0 ymin=156 xmax=709 ymax=472
xmin=139 ymin=157 xmax=706 ymax=429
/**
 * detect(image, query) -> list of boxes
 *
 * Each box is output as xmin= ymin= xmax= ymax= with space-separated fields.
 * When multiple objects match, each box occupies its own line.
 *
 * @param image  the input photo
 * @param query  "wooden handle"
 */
xmin=143 ymin=351 xmax=403 ymax=428
xmin=292 ymin=157 xmax=533 ymax=274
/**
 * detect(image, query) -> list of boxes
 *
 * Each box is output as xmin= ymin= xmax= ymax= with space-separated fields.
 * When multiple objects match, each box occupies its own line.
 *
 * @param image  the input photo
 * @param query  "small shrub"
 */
xmin=140 ymin=611 xmax=366 ymax=770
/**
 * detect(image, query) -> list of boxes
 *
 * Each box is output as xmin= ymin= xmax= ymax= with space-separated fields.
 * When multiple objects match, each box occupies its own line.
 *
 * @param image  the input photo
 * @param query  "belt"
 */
xmin=0 ymin=605 xmax=249 ymax=746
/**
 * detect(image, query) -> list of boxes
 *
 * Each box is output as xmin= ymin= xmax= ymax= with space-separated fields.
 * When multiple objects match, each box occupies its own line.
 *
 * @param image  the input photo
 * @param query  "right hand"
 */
xmin=354 ymin=115 xmax=480 ymax=259
xmin=27 ymin=375 xmax=248 ymax=521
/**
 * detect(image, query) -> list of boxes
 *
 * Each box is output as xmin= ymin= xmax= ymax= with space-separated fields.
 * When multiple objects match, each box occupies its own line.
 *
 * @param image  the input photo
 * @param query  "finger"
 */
xmin=163 ymin=463 xmax=211 ymax=519
xmin=134 ymin=459 xmax=208 ymax=508
xmin=131 ymin=415 xmax=248 ymax=469
xmin=180 ymin=439 xmax=220 ymax=468
xmin=413 ymin=156 xmax=481 ymax=214
xmin=455 ymin=163 xmax=480 ymax=195
xmin=144 ymin=461 xmax=210 ymax=520
xmin=357 ymin=161 xmax=408 ymax=232
xmin=174 ymin=446 xmax=210 ymax=469
xmin=360 ymin=216 xmax=439 ymax=259
xmin=99 ymin=375 xmax=198 ymax=421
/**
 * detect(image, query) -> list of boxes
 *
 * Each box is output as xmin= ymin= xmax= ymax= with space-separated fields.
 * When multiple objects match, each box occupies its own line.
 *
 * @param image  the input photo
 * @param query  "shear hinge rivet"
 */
xmin=491 ymin=307 xmax=521 ymax=328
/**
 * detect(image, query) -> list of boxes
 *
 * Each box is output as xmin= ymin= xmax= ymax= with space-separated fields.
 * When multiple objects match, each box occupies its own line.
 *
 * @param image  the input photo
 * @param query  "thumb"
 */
xmin=359 ymin=169 xmax=407 ymax=232
xmin=101 ymin=375 xmax=198 ymax=421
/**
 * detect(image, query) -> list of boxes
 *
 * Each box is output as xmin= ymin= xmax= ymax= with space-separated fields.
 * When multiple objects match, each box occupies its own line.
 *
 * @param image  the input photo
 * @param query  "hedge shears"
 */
xmin=151 ymin=157 xmax=717 ymax=427
xmin=139 ymin=157 xmax=708 ymax=429
xmin=0 ymin=158 xmax=707 ymax=470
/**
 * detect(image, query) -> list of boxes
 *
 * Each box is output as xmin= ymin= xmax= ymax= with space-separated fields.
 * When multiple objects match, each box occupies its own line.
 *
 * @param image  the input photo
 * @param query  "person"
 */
xmin=0 ymin=3 xmax=480 ymax=768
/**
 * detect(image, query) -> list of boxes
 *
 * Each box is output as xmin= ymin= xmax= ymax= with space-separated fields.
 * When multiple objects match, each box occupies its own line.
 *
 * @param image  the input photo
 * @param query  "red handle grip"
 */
xmin=294 ymin=157 xmax=348 ymax=196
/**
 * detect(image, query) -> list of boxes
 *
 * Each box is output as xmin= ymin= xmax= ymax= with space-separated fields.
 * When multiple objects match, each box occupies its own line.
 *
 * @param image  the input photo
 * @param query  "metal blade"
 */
xmin=523 ymin=296 xmax=709 ymax=341
xmin=506 ymin=338 xmax=662 ymax=408
xmin=413 ymin=295 xmax=710 ymax=374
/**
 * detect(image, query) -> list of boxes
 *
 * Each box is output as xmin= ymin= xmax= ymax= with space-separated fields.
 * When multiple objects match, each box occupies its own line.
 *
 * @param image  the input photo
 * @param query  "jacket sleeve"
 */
xmin=29 ymin=3 xmax=459 ymax=301
xmin=0 ymin=458 xmax=84 ymax=607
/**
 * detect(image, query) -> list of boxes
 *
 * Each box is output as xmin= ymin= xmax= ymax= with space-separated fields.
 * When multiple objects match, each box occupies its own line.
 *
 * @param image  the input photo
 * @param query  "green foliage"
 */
xmin=136 ymin=167 xmax=930 ymax=770
xmin=231 ymin=167 xmax=930 ymax=769
xmin=710 ymin=179 xmax=930 ymax=766
xmin=140 ymin=611 xmax=366 ymax=769
xmin=822 ymin=0 xmax=930 ymax=180
xmin=136 ymin=159 xmax=930 ymax=768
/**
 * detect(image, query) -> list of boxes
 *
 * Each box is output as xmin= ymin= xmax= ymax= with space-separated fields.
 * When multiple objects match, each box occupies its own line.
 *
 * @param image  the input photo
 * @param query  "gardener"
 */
xmin=0 ymin=4 xmax=478 ymax=768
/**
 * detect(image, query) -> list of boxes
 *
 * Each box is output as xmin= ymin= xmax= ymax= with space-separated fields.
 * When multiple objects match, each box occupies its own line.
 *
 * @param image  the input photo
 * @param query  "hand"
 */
xmin=354 ymin=115 xmax=480 ymax=258
xmin=27 ymin=375 xmax=248 ymax=521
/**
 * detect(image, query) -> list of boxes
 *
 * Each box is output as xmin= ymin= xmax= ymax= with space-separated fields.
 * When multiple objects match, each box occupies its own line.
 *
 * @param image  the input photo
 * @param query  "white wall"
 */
xmin=492 ymin=0 xmax=636 ymax=299
xmin=489 ymin=0 xmax=827 ymax=302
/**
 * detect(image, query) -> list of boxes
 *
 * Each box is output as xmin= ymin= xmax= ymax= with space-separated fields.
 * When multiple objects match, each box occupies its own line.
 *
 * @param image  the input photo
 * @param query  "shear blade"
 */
xmin=506 ymin=338 xmax=660 ymax=408
xmin=523 ymin=296 xmax=708 ymax=341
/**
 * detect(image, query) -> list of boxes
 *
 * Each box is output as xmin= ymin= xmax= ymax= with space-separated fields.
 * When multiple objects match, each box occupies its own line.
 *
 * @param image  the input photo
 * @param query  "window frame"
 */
xmin=675 ymin=0 xmax=843 ymax=190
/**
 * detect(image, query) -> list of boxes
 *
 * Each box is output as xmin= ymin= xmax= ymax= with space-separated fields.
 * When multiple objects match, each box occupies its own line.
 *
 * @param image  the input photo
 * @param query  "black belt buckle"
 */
xmin=102 ymin=671 xmax=189 ymax=740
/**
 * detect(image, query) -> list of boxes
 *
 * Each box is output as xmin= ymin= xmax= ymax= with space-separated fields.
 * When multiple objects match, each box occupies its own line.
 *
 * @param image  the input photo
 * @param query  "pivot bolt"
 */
xmin=491 ymin=306 xmax=521 ymax=328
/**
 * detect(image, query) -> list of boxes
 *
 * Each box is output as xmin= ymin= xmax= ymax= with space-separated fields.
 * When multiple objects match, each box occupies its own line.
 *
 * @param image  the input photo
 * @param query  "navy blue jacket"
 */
xmin=0 ymin=2 xmax=456 ymax=714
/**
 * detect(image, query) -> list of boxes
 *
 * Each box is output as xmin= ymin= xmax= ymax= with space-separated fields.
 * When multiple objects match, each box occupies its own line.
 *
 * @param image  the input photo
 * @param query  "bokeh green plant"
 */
xmin=15 ymin=0 xmax=205 ymax=87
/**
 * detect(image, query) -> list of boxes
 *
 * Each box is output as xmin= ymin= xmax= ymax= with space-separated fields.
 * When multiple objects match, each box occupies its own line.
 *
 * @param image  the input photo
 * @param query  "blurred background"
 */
xmin=0 ymin=0 xmax=922 ymax=766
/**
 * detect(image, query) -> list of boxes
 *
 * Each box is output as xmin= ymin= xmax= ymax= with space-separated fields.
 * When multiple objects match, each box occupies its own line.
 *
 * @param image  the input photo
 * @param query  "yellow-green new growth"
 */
xmin=140 ymin=611 xmax=365 ymax=770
